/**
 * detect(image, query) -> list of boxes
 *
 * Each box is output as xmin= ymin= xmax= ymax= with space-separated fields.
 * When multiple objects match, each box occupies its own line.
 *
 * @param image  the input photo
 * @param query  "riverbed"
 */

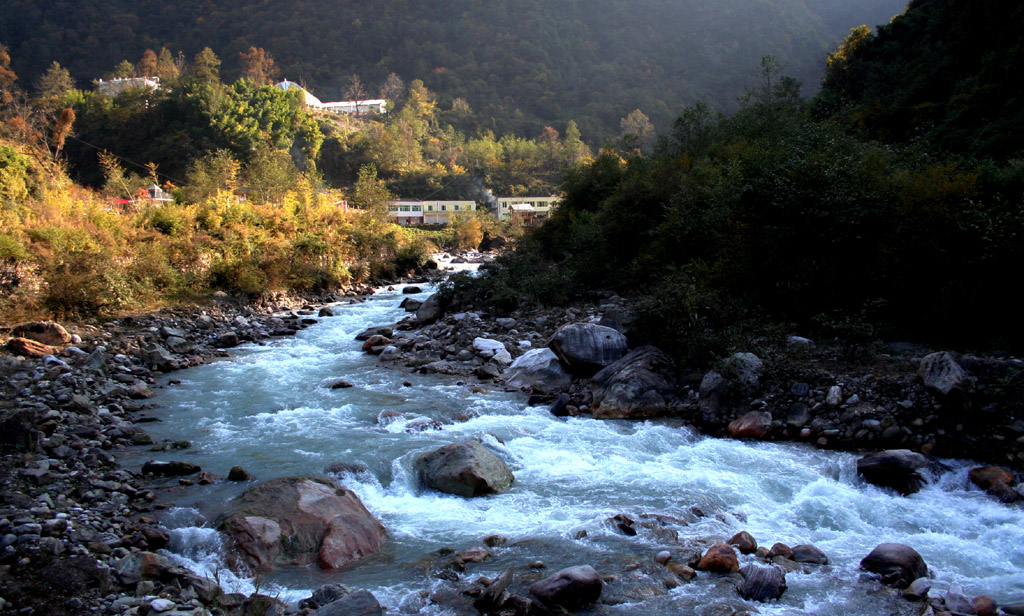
xmin=126 ymin=283 xmax=1024 ymax=615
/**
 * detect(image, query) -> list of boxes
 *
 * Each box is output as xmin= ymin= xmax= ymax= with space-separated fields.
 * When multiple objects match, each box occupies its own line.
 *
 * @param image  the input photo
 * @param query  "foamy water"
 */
xmin=128 ymin=283 xmax=1024 ymax=615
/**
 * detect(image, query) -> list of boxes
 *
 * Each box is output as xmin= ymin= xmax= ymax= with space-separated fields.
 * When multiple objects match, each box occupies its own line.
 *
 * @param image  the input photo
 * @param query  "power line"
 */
xmin=65 ymin=134 xmax=186 ymax=185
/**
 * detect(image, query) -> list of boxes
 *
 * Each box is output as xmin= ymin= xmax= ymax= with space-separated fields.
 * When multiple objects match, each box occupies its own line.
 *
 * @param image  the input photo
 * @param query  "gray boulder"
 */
xmin=218 ymin=476 xmax=385 ymax=573
xmin=698 ymin=371 xmax=730 ymax=425
xmin=414 ymin=440 xmax=514 ymax=497
xmin=917 ymin=351 xmax=969 ymax=411
xmin=737 ymin=564 xmax=787 ymax=601
xmin=355 ymin=326 xmax=393 ymax=341
xmin=589 ymin=346 xmax=676 ymax=419
xmin=860 ymin=543 xmax=927 ymax=588
xmin=857 ymin=449 xmax=929 ymax=495
xmin=139 ymin=344 xmax=176 ymax=372
xmin=791 ymin=544 xmax=829 ymax=565
xmin=547 ymin=323 xmax=628 ymax=377
xmin=529 ymin=565 xmax=603 ymax=611
xmin=721 ymin=352 xmax=763 ymax=393
xmin=311 ymin=590 xmax=382 ymax=616
xmin=504 ymin=348 xmax=572 ymax=393
xmin=416 ymin=294 xmax=445 ymax=325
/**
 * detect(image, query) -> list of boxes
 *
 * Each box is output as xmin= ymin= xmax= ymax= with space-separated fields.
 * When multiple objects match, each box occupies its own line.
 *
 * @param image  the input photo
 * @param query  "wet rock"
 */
xmin=791 ymin=544 xmax=828 ymax=565
xmin=727 ymin=411 xmax=772 ymax=439
xmin=6 ymin=337 xmax=60 ymax=358
xmin=699 ymin=371 xmax=730 ymax=425
xmin=728 ymin=531 xmax=757 ymax=555
xmin=318 ymin=306 xmax=335 ymax=317
xmin=784 ymin=403 xmax=811 ymax=429
xmin=904 ymin=577 xmax=931 ymax=600
xmin=328 ymin=378 xmax=355 ymax=389
xmin=414 ymin=440 xmax=514 ymax=497
xmin=973 ymin=595 xmax=998 ymax=616
xmin=312 ymin=590 xmax=383 ymax=616
xmin=547 ymin=323 xmax=628 ymax=377
xmin=475 ymin=567 xmax=514 ymax=612
xmin=473 ymin=337 xmax=512 ymax=365
xmin=216 ymin=332 xmax=240 ymax=348
xmin=403 ymin=286 xmax=422 ymax=294
xmin=969 ymin=466 xmax=1018 ymax=503
xmin=860 ymin=543 xmax=927 ymax=588
xmin=164 ymin=336 xmax=194 ymax=354
xmin=218 ymin=476 xmax=386 ymax=573
xmin=12 ymin=321 xmax=72 ymax=345
xmin=355 ymin=326 xmax=393 ymax=341
xmin=142 ymin=460 xmax=202 ymax=476
xmin=529 ymin=565 xmax=603 ymax=611
xmin=590 ymin=346 xmax=677 ymax=419
xmin=362 ymin=334 xmax=392 ymax=352
xmin=139 ymin=344 xmax=176 ymax=371
xmin=667 ymin=562 xmax=696 ymax=581
xmin=400 ymin=297 xmax=422 ymax=312
xmin=696 ymin=543 xmax=739 ymax=573
xmin=504 ymin=348 xmax=572 ymax=394
xmin=737 ymin=564 xmax=786 ymax=601
xmin=944 ymin=584 xmax=974 ymax=614
xmin=856 ymin=449 xmax=929 ymax=495
xmin=767 ymin=543 xmax=793 ymax=560
xmin=825 ymin=385 xmax=843 ymax=407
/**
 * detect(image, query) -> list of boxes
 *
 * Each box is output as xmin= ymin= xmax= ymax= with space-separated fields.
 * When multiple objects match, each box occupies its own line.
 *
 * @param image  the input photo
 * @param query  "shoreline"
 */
xmin=0 ymin=256 xmax=1022 ymax=614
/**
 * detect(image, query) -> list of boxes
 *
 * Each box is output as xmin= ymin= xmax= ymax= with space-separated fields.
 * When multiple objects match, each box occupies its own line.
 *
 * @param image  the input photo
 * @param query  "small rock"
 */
xmin=529 ymin=565 xmax=603 ymax=611
xmin=737 ymin=564 xmax=787 ymax=602
xmin=728 ymin=531 xmax=757 ymax=555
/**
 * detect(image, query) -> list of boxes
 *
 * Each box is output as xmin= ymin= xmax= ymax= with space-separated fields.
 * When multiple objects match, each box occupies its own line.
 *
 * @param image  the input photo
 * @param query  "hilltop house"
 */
xmin=495 ymin=196 xmax=559 ymax=224
xmin=94 ymin=76 xmax=161 ymax=96
xmin=274 ymin=80 xmax=387 ymax=115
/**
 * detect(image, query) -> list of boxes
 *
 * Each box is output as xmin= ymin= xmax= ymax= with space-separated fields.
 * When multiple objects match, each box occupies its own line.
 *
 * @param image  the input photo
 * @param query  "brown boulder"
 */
xmin=728 ymin=531 xmax=757 ymax=555
xmin=529 ymin=565 xmax=603 ymax=611
xmin=696 ymin=543 xmax=739 ymax=573
xmin=969 ymin=466 xmax=1018 ymax=502
xmin=362 ymin=335 xmax=391 ymax=352
xmin=11 ymin=321 xmax=72 ymax=346
xmin=6 ymin=337 xmax=60 ymax=358
xmin=219 ymin=476 xmax=385 ymax=573
xmin=728 ymin=411 xmax=772 ymax=439
xmin=860 ymin=543 xmax=928 ymax=588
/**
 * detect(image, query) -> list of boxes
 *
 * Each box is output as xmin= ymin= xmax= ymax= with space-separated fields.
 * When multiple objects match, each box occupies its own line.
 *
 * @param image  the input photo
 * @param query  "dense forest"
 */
xmin=0 ymin=0 xmax=907 ymax=143
xmin=446 ymin=0 xmax=1024 ymax=358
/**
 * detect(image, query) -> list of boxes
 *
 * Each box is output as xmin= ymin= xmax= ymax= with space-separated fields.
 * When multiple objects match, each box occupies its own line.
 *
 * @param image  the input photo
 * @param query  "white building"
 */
xmin=387 ymin=200 xmax=478 ymax=225
xmin=94 ymin=77 xmax=160 ymax=97
xmin=274 ymin=80 xmax=387 ymax=115
xmin=495 ymin=196 xmax=560 ymax=223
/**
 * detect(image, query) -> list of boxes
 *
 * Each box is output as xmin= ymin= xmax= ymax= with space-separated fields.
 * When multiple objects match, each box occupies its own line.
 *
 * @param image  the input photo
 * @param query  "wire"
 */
xmin=64 ymin=134 xmax=187 ymax=185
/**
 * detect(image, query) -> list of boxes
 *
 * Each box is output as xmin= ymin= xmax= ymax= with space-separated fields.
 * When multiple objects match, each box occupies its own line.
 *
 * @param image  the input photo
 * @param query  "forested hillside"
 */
xmin=1 ymin=0 xmax=906 ymax=142
xmin=817 ymin=0 xmax=1024 ymax=159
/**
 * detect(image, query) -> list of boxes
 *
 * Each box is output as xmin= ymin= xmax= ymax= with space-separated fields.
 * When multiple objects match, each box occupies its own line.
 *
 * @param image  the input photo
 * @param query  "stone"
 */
xmin=969 ymin=466 xmax=1018 ymax=502
xmin=228 ymin=465 xmax=255 ymax=481
xmin=917 ymin=351 xmax=968 ymax=410
xmin=474 ymin=567 xmax=514 ymax=612
xmin=164 ymin=336 xmax=194 ymax=354
xmin=699 ymin=371 xmax=730 ymax=425
xmin=216 ymin=332 xmax=240 ymax=348
xmin=825 ymin=385 xmax=843 ymax=407
xmin=403 ymin=286 xmax=422 ymax=294
xmin=328 ymin=378 xmax=355 ymax=389
xmin=655 ymin=550 xmax=672 ymax=564
xmin=728 ymin=411 xmax=772 ymax=439
xmin=218 ymin=476 xmax=385 ymax=573
xmin=944 ymin=584 xmax=974 ymax=614
xmin=737 ymin=564 xmax=787 ymax=601
xmin=474 ymin=337 xmax=512 ymax=365
xmin=149 ymin=598 xmax=176 ymax=612
xmin=414 ymin=440 xmax=514 ymax=497
xmin=139 ymin=344 xmax=176 ymax=371
xmin=721 ymin=352 xmax=763 ymax=393
xmin=6 ymin=337 xmax=60 ymax=358
xmin=785 ymin=403 xmax=811 ymax=429
xmin=973 ymin=595 xmax=998 ymax=616
xmin=667 ymin=563 xmax=696 ymax=581
xmin=312 ymin=590 xmax=383 ymax=616
xmin=11 ymin=321 xmax=72 ymax=346
xmin=696 ymin=543 xmax=739 ymax=573
xmin=728 ymin=531 xmax=757 ymax=555
xmin=416 ymin=294 xmax=445 ymax=325
xmin=400 ymin=297 xmax=422 ymax=312
xmin=318 ymin=306 xmax=335 ymax=317
xmin=856 ymin=449 xmax=929 ymax=495
xmin=860 ymin=543 xmax=928 ymax=588
xmin=362 ymin=335 xmax=392 ymax=352
xmin=767 ymin=543 xmax=793 ymax=560
xmin=142 ymin=460 xmax=201 ymax=476
xmin=503 ymin=348 xmax=573 ymax=394
xmin=791 ymin=544 xmax=828 ymax=565
xmin=589 ymin=346 xmax=677 ymax=419
xmin=355 ymin=326 xmax=393 ymax=341
xmin=529 ymin=565 xmax=603 ymax=611
xmin=904 ymin=577 xmax=931 ymax=600
xmin=547 ymin=323 xmax=629 ymax=377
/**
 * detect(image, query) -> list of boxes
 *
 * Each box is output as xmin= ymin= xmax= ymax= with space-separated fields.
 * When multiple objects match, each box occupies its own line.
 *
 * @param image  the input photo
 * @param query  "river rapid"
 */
xmin=126 ymin=282 xmax=1024 ymax=615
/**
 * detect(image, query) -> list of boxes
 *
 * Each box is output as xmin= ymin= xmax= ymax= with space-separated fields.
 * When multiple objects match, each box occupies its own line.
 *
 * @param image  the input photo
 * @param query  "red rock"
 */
xmin=728 ymin=531 xmax=758 ymax=554
xmin=667 ymin=562 xmax=696 ymax=581
xmin=969 ymin=466 xmax=1015 ymax=490
xmin=11 ymin=321 xmax=71 ymax=346
xmin=768 ymin=542 xmax=794 ymax=560
xmin=973 ymin=596 xmax=998 ymax=616
xmin=728 ymin=411 xmax=772 ymax=439
xmin=696 ymin=543 xmax=739 ymax=573
xmin=362 ymin=335 xmax=391 ymax=352
xmin=6 ymin=337 xmax=60 ymax=358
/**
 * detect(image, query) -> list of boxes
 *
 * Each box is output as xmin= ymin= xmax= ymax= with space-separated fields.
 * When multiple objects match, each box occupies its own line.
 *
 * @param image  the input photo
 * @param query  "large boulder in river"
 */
xmin=856 ymin=449 xmax=929 ymax=495
xmin=218 ymin=476 xmax=385 ymax=573
xmin=529 ymin=565 xmax=603 ymax=611
xmin=11 ymin=321 xmax=72 ymax=346
xmin=416 ymin=294 xmax=445 ymax=325
xmin=414 ymin=440 xmax=514 ymax=497
xmin=589 ymin=346 xmax=676 ymax=419
xmin=697 ymin=543 xmax=740 ymax=573
xmin=547 ymin=323 xmax=628 ymax=377
xmin=503 ymin=348 xmax=572 ymax=393
xmin=738 ymin=564 xmax=787 ymax=601
xmin=860 ymin=543 xmax=928 ymax=588
xmin=969 ymin=466 xmax=1019 ymax=503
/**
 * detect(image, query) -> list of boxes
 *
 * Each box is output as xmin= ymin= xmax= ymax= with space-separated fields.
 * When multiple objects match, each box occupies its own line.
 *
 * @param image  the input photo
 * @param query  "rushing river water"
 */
xmin=126 ymin=282 xmax=1024 ymax=615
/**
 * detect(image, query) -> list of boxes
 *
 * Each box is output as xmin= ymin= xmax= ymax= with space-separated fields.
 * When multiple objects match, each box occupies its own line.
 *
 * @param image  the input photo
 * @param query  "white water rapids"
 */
xmin=127 ymin=283 xmax=1024 ymax=615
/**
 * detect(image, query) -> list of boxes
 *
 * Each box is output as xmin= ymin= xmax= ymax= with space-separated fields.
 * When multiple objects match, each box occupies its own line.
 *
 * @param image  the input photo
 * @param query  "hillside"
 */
xmin=1 ymin=0 xmax=906 ymax=142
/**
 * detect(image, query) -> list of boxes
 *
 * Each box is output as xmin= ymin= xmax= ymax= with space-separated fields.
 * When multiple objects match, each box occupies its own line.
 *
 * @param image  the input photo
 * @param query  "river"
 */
xmin=125 ymin=282 xmax=1024 ymax=615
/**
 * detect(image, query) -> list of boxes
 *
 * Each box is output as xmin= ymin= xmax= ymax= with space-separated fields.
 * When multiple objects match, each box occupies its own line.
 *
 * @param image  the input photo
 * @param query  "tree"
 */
xmin=619 ymin=109 xmax=655 ymax=153
xmin=191 ymin=47 xmax=221 ymax=84
xmin=156 ymin=47 xmax=180 ymax=83
xmin=344 ymin=74 xmax=367 ymax=113
xmin=50 ymin=107 xmax=75 ymax=159
xmin=138 ymin=49 xmax=158 ymax=78
xmin=0 ymin=44 xmax=17 ymax=105
xmin=825 ymin=25 xmax=873 ymax=83
xmin=379 ymin=72 xmax=405 ymax=105
xmin=563 ymin=120 xmax=591 ymax=165
xmin=106 ymin=60 xmax=136 ymax=80
xmin=239 ymin=46 xmax=279 ymax=84
xmin=35 ymin=61 xmax=74 ymax=100
xmin=349 ymin=163 xmax=392 ymax=214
